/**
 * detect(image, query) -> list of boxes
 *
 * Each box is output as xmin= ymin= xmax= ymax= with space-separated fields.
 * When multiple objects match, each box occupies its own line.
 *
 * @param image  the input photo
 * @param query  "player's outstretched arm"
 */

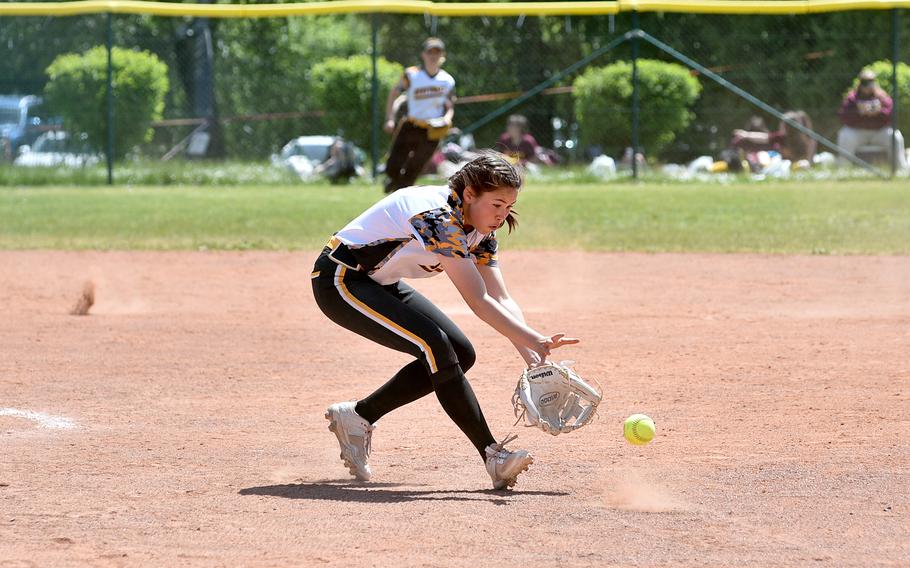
xmin=440 ymin=255 xmax=578 ymax=362
xmin=477 ymin=264 xmax=541 ymax=366
xmin=477 ymin=264 xmax=580 ymax=363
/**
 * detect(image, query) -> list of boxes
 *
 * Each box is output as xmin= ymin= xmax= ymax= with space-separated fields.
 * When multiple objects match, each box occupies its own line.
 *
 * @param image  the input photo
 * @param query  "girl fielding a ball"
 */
xmin=311 ymin=152 xmax=579 ymax=489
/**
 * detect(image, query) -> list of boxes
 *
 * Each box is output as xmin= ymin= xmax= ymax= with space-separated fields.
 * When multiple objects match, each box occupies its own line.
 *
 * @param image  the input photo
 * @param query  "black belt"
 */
xmin=325 ymin=236 xmax=363 ymax=271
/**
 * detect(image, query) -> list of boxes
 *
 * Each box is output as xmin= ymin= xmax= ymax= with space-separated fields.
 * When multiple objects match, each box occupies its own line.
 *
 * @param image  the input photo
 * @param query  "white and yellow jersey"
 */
xmin=332 ymin=185 xmax=497 ymax=285
xmin=402 ymin=67 xmax=455 ymax=121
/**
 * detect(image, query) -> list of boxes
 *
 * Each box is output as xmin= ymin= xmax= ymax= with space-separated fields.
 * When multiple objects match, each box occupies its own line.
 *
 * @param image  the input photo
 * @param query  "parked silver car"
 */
xmin=14 ymin=131 xmax=100 ymax=167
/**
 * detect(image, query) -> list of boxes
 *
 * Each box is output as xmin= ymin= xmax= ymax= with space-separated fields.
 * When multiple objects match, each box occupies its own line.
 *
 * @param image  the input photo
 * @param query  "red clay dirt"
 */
xmin=1 ymin=250 xmax=907 ymax=567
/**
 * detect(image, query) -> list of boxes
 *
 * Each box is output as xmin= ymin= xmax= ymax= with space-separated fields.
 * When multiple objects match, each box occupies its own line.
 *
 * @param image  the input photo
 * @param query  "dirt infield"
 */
xmin=1 ymin=250 xmax=907 ymax=567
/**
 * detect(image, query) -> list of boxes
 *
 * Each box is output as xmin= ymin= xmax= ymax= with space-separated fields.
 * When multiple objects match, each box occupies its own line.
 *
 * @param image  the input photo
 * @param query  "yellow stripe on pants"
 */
xmin=334 ymin=265 xmax=439 ymax=374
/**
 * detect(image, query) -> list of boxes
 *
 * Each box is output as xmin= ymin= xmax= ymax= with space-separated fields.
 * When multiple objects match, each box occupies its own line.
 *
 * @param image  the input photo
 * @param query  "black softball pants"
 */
xmin=384 ymin=121 xmax=438 ymax=193
xmin=311 ymin=251 xmax=496 ymax=460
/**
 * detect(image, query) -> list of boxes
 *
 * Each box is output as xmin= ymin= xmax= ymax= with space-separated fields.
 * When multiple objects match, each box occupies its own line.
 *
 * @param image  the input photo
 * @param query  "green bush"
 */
xmin=846 ymin=60 xmax=910 ymax=132
xmin=309 ymin=55 xmax=403 ymax=153
xmin=573 ymin=59 xmax=701 ymax=158
xmin=45 ymin=46 xmax=169 ymax=160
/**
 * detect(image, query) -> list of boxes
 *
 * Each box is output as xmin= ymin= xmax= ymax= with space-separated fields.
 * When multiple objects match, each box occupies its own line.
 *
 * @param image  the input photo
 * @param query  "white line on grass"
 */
xmin=0 ymin=408 xmax=76 ymax=429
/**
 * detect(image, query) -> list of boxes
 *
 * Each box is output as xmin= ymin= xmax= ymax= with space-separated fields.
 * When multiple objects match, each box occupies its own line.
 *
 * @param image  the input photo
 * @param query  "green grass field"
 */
xmin=1 ymin=179 xmax=908 ymax=253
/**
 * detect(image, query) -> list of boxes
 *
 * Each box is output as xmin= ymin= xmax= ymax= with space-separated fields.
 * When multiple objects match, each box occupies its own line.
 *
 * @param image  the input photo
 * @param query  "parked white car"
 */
xmin=14 ymin=131 xmax=100 ymax=167
xmin=271 ymin=135 xmax=365 ymax=183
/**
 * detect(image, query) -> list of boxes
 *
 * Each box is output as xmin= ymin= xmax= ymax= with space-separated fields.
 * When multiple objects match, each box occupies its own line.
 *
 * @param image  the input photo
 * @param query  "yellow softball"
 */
xmin=623 ymin=414 xmax=655 ymax=445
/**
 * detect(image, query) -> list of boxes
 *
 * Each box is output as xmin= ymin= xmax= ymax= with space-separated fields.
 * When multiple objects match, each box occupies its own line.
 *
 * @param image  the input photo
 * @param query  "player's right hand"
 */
xmin=383 ymin=119 xmax=395 ymax=133
xmin=534 ymin=333 xmax=580 ymax=362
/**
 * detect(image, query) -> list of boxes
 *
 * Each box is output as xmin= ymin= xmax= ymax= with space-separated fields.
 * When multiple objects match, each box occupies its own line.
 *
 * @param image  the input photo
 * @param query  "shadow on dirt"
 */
xmin=239 ymin=480 xmax=568 ymax=504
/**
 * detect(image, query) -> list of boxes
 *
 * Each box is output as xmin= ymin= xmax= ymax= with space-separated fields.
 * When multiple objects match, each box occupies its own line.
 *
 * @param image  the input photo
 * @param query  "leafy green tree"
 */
xmin=0 ymin=15 xmax=108 ymax=96
xmin=574 ymin=59 xmax=701 ymax=157
xmin=309 ymin=55 xmax=403 ymax=152
xmin=212 ymin=15 xmax=372 ymax=158
xmin=44 ymin=46 xmax=168 ymax=160
xmin=631 ymin=11 xmax=899 ymax=159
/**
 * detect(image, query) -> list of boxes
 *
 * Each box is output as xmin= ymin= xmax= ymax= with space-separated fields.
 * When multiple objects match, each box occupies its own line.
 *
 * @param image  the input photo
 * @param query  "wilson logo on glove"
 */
xmin=529 ymin=368 xmax=555 ymax=379
xmin=512 ymin=362 xmax=602 ymax=436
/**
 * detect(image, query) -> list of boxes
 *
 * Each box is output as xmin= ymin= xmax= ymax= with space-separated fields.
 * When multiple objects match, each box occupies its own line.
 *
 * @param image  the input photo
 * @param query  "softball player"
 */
xmin=382 ymin=37 xmax=455 ymax=194
xmin=312 ymin=152 xmax=578 ymax=490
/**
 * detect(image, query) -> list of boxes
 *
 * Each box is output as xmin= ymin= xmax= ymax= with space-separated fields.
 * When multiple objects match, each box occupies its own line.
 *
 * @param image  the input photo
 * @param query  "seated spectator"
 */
xmin=495 ymin=114 xmax=557 ymax=166
xmin=836 ymin=68 xmax=908 ymax=170
xmin=315 ymin=137 xmax=360 ymax=184
xmin=423 ymin=128 xmax=483 ymax=178
xmin=732 ymin=110 xmax=817 ymax=165
xmin=618 ymin=146 xmax=647 ymax=172
xmin=731 ymin=116 xmax=771 ymax=154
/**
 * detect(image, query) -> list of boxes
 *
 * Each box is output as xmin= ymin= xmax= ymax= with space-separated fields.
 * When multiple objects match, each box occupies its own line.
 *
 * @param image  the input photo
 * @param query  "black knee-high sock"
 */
xmin=355 ymin=360 xmax=434 ymax=424
xmin=432 ymin=368 xmax=497 ymax=461
xmin=355 ymin=362 xmax=496 ymax=461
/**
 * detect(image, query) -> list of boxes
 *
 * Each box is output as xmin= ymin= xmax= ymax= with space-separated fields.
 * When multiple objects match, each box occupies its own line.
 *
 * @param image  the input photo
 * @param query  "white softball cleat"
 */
xmin=485 ymin=434 xmax=533 ymax=490
xmin=325 ymin=402 xmax=374 ymax=481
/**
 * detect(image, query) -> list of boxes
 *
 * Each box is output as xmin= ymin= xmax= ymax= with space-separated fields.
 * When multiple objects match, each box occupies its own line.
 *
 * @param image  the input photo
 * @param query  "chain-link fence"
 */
xmin=1 ymin=2 xmax=908 ymax=184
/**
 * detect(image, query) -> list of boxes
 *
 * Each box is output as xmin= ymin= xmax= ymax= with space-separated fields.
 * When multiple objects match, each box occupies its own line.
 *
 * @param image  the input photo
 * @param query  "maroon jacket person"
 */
xmin=835 ymin=69 xmax=907 ymax=169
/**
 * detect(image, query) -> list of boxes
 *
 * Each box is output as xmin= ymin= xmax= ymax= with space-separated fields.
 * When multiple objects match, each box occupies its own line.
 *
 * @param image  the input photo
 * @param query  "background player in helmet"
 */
xmin=312 ymin=152 xmax=579 ymax=489
xmin=382 ymin=37 xmax=456 ymax=194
